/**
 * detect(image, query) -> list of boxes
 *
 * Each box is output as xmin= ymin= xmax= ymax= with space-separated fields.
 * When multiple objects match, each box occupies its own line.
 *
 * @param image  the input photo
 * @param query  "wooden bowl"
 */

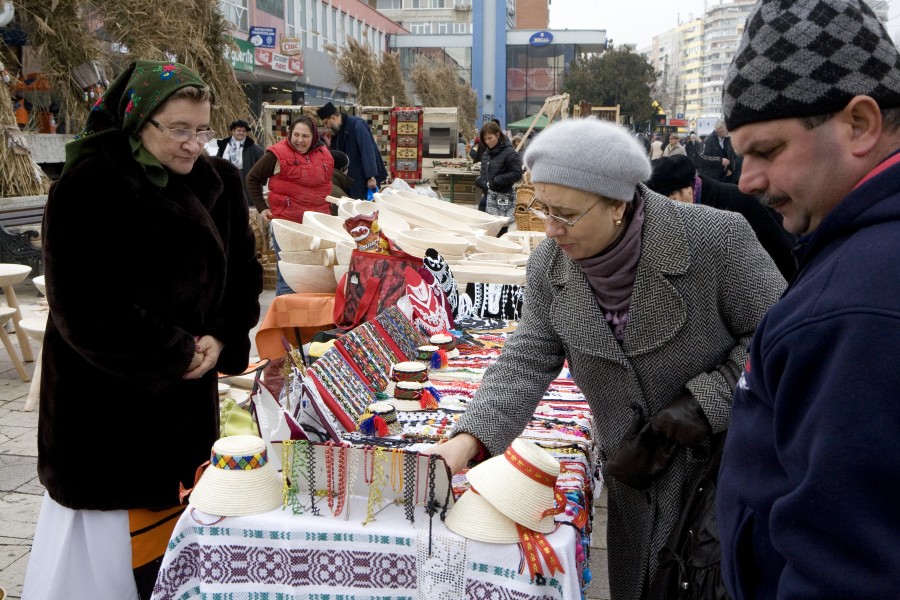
xmin=397 ymin=229 xmax=469 ymax=256
xmin=278 ymin=261 xmax=338 ymax=294
xmin=475 ymin=234 xmax=523 ymax=254
xmin=301 ymin=212 xmax=354 ymax=244
xmin=278 ymin=248 xmax=335 ymax=266
xmin=272 ymin=219 xmax=323 ymax=251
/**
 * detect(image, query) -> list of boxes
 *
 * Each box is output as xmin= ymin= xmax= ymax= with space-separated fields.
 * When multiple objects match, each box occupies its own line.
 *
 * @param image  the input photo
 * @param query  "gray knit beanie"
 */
xmin=723 ymin=0 xmax=900 ymax=131
xmin=523 ymin=118 xmax=650 ymax=202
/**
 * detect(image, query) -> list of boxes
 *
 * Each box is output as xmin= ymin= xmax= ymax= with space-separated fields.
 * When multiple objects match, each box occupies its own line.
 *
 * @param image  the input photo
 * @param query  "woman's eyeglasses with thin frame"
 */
xmin=148 ymin=118 xmax=217 ymax=144
xmin=527 ymin=197 xmax=602 ymax=228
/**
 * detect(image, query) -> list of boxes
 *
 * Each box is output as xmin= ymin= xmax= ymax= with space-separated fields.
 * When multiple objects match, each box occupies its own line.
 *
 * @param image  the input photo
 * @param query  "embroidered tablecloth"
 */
xmin=151 ymin=496 xmax=580 ymax=600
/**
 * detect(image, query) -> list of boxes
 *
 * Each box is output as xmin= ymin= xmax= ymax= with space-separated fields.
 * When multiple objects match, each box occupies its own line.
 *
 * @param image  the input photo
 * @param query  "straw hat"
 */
xmin=189 ymin=435 xmax=284 ymax=517
xmin=445 ymin=487 xmax=520 ymax=544
xmin=464 ymin=438 xmax=561 ymax=533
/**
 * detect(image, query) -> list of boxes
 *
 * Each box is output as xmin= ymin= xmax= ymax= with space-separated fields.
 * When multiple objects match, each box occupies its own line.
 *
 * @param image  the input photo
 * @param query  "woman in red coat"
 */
xmin=248 ymin=115 xmax=334 ymax=294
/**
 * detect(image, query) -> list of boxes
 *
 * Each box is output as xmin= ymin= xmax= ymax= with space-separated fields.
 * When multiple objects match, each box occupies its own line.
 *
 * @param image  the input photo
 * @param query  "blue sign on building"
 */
xmin=529 ymin=31 xmax=553 ymax=47
xmin=249 ymin=26 xmax=277 ymax=49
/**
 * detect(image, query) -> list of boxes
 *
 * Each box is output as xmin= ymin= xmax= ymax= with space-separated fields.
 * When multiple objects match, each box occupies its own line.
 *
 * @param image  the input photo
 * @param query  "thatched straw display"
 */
xmin=0 ymin=73 xmax=51 ymax=196
xmin=325 ymin=37 xmax=383 ymax=107
xmin=12 ymin=0 xmax=109 ymax=134
xmin=411 ymin=59 xmax=477 ymax=138
xmin=378 ymin=51 xmax=409 ymax=107
xmin=98 ymin=0 xmax=252 ymax=135
xmin=12 ymin=0 xmax=250 ymax=137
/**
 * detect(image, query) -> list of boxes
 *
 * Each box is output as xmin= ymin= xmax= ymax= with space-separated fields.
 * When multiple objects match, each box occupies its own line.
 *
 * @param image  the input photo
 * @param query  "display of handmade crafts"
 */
xmin=343 ymin=211 xmax=391 ymax=254
xmin=405 ymin=266 xmax=453 ymax=335
xmin=258 ymin=303 xmax=597 ymax=589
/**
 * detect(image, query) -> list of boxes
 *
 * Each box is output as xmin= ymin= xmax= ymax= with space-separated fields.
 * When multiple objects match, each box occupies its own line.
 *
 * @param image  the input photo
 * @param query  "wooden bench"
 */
xmin=0 ymin=195 xmax=46 ymax=274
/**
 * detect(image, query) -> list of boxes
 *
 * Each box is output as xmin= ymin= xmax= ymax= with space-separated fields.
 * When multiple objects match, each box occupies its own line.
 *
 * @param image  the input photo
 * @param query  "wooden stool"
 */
xmin=20 ymin=316 xmax=46 ymax=411
xmin=0 ymin=306 xmax=29 ymax=381
xmin=0 ymin=264 xmax=34 ymax=362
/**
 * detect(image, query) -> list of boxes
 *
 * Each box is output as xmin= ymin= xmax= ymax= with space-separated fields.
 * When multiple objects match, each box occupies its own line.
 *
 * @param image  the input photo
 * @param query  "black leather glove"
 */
xmin=651 ymin=390 xmax=711 ymax=447
xmin=604 ymin=403 xmax=677 ymax=491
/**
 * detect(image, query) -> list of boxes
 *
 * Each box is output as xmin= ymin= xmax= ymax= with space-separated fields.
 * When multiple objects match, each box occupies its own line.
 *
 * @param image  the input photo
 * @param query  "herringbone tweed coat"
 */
xmin=456 ymin=187 xmax=786 ymax=600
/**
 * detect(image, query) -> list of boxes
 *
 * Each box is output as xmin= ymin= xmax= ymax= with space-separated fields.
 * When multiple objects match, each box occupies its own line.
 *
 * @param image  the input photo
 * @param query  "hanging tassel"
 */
xmin=359 ymin=412 xmax=376 ymax=435
xmin=375 ymin=391 xmax=390 ymax=400
xmin=432 ymin=348 xmax=448 ymax=369
xmin=373 ymin=415 xmax=390 ymax=436
xmin=420 ymin=388 xmax=439 ymax=410
xmin=424 ymin=385 xmax=442 ymax=401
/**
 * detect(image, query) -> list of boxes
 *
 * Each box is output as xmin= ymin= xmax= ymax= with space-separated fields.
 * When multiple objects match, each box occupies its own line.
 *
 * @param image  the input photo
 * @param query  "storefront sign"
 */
xmin=255 ymin=47 xmax=304 ymax=76
xmin=281 ymin=36 xmax=302 ymax=57
xmin=225 ymin=37 xmax=256 ymax=72
xmin=249 ymin=26 xmax=277 ymax=48
xmin=529 ymin=31 xmax=553 ymax=47
xmin=669 ymin=118 xmax=688 ymax=127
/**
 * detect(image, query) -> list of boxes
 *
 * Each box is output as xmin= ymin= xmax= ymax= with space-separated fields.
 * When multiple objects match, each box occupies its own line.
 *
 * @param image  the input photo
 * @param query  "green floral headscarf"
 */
xmin=63 ymin=60 xmax=208 ymax=187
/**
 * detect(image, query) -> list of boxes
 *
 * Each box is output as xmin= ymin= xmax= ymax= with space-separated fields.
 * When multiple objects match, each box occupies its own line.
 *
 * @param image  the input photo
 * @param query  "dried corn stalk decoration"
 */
xmin=12 ymin=0 xmax=252 ymax=136
xmin=324 ymin=37 xmax=409 ymax=107
xmin=0 ymin=51 xmax=50 ymax=196
xmin=411 ymin=59 xmax=477 ymax=139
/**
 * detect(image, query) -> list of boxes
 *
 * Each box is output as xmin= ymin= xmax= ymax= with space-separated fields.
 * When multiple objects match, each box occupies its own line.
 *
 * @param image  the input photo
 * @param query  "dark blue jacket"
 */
xmin=331 ymin=114 xmax=387 ymax=199
xmin=717 ymin=152 xmax=900 ymax=599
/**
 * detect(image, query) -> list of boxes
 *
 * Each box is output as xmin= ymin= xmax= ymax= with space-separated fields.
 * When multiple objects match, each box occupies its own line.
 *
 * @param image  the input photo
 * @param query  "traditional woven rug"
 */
xmin=390 ymin=107 xmax=424 ymax=181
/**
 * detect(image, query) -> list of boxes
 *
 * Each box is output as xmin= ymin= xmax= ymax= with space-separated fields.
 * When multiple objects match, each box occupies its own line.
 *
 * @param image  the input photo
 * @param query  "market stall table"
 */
xmin=255 ymin=292 xmax=336 ymax=361
xmin=152 ymin=496 xmax=582 ymax=599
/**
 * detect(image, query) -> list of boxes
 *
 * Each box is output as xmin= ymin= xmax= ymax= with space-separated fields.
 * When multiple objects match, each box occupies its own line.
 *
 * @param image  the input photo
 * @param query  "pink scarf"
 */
xmin=574 ymin=195 xmax=645 ymax=341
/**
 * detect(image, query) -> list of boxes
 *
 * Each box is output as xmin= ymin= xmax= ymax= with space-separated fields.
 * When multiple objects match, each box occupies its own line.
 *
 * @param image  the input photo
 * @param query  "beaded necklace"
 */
xmin=403 ymin=451 xmax=417 ymax=524
xmin=362 ymin=446 xmax=386 ymax=525
xmin=324 ymin=442 xmax=348 ymax=517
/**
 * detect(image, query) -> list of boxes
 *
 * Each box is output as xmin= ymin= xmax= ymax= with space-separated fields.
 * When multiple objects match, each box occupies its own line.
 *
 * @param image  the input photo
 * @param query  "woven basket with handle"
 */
xmin=514 ymin=184 xmax=545 ymax=232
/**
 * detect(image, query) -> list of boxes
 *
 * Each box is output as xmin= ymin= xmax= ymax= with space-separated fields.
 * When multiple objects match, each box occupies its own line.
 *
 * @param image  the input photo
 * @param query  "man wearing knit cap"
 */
xmin=431 ymin=118 xmax=784 ymax=600
xmin=717 ymin=1 xmax=900 ymax=598
xmin=315 ymin=102 xmax=387 ymax=199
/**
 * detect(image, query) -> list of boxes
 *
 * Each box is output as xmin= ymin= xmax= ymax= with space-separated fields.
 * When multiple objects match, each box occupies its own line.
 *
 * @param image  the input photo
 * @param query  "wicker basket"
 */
xmin=514 ymin=185 xmax=546 ymax=232
xmin=251 ymin=212 xmax=278 ymax=290
xmin=261 ymin=252 xmax=278 ymax=290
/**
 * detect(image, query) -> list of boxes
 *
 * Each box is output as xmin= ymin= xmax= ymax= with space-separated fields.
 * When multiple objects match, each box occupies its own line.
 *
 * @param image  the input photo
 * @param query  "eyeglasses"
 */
xmin=527 ymin=197 xmax=602 ymax=228
xmin=148 ymin=119 xmax=216 ymax=144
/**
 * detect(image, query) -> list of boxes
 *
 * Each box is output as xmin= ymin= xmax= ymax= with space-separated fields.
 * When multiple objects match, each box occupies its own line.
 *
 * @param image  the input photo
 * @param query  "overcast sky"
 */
xmin=548 ymin=0 xmax=900 ymax=50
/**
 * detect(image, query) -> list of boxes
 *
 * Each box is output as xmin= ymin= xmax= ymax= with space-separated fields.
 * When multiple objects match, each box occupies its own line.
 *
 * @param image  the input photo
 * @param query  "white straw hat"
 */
xmin=464 ymin=438 xmax=562 ymax=533
xmin=189 ymin=435 xmax=284 ymax=517
xmin=445 ymin=487 xmax=520 ymax=543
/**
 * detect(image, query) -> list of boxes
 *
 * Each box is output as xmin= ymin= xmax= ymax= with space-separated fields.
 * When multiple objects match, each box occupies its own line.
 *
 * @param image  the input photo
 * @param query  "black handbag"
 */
xmin=647 ymin=430 xmax=730 ymax=600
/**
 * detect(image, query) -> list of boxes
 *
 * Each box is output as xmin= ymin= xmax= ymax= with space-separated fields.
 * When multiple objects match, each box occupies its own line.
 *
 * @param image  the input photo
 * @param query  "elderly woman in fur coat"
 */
xmin=24 ymin=60 xmax=262 ymax=600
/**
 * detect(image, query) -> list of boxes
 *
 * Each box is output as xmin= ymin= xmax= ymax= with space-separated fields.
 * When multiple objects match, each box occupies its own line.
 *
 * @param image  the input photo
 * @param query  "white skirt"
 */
xmin=23 ymin=492 xmax=139 ymax=600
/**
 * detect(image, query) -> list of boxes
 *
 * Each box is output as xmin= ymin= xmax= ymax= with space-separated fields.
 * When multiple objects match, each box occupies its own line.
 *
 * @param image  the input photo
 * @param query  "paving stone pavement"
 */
xmin=0 ymin=281 xmax=610 ymax=599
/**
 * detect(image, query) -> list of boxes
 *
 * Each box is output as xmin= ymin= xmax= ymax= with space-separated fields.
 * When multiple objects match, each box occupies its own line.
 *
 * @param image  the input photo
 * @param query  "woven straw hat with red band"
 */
xmin=463 ymin=438 xmax=563 ymax=533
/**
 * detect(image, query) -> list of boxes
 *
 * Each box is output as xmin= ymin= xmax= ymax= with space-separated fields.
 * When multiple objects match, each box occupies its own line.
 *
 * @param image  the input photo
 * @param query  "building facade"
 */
xmin=221 ymin=0 xmax=407 ymax=115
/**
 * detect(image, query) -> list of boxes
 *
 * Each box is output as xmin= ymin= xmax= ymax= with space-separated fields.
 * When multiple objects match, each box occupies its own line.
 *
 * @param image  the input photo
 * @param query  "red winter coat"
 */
xmin=267 ymin=140 xmax=334 ymax=223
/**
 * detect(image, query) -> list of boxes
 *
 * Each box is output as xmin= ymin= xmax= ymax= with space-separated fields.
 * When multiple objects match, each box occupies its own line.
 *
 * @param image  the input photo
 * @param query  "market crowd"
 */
xmin=19 ymin=1 xmax=900 ymax=599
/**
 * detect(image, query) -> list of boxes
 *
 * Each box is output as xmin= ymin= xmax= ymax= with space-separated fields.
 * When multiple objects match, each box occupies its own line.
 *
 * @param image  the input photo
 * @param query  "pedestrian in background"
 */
xmin=316 ymin=102 xmax=387 ymax=199
xmin=247 ymin=114 xmax=334 ymax=295
xmin=662 ymin=133 xmax=686 ymax=157
xmin=647 ymin=154 xmax=797 ymax=279
xmin=474 ymin=120 xmax=523 ymax=227
xmin=216 ymin=119 xmax=264 ymax=206
xmin=717 ymin=1 xmax=900 ymax=597
xmin=697 ymin=120 xmax=737 ymax=183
